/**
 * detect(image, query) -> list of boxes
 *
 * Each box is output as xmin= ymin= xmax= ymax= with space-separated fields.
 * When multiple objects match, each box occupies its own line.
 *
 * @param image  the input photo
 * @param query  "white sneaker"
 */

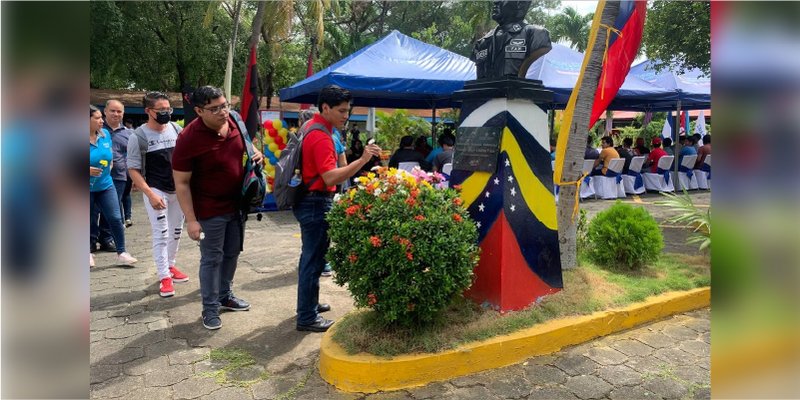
xmin=90 ymin=253 xmax=95 ymax=267
xmin=116 ymin=252 xmax=138 ymax=265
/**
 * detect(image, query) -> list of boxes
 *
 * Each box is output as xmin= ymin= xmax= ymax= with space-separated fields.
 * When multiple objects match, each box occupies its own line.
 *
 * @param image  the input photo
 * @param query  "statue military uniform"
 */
xmin=471 ymin=22 xmax=552 ymax=79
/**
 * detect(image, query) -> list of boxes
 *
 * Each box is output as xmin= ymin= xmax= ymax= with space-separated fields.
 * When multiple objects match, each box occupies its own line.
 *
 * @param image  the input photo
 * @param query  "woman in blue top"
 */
xmin=90 ymin=105 xmax=137 ymax=267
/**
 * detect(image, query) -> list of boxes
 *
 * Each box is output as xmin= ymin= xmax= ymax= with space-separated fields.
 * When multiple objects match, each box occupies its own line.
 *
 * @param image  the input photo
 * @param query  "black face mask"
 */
xmin=154 ymin=111 xmax=171 ymax=125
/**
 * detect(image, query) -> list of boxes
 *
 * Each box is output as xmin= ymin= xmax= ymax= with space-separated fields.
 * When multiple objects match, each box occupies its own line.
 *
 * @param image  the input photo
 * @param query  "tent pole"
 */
xmin=432 ymin=105 xmax=437 ymax=147
xmin=673 ymin=100 xmax=681 ymax=178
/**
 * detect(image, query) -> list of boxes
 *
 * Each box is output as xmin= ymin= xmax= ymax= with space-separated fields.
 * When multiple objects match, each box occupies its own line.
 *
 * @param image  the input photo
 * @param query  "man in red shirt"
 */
xmin=172 ymin=86 xmax=263 ymax=330
xmin=294 ymin=85 xmax=381 ymax=332
xmin=644 ymin=137 xmax=668 ymax=173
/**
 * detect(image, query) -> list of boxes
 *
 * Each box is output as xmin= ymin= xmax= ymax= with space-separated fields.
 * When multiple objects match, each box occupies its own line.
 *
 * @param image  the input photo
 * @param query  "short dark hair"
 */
xmin=702 ymin=134 xmax=710 ymax=144
xmin=623 ymin=137 xmax=633 ymax=147
xmin=663 ymin=137 xmax=673 ymax=147
xmin=399 ymin=135 xmax=414 ymax=148
xmin=440 ymin=133 xmax=456 ymax=147
xmin=143 ymin=91 xmax=169 ymax=109
xmin=317 ymin=85 xmax=351 ymax=110
xmin=90 ymin=104 xmax=100 ymax=117
xmin=693 ymin=133 xmax=702 ymax=140
xmin=192 ymin=86 xmax=224 ymax=108
xmin=601 ymin=136 xmax=613 ymax=146
xmin=587 ymin=135 xmax=593 ymax=146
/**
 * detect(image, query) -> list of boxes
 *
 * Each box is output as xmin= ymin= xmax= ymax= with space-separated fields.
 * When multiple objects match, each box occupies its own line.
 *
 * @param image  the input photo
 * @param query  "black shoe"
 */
xmin=316 ymin=303 xmax=331 ymax=313
xmin=202 ymin=314 xmax=222 ymax=330
xmin=90 ymin=242 xmax=98 ymax=253
xmin=220 ymin=296 xmax=250 ymax=311
xmin=297 ymin=316 xmax=334 ymax=332
xmin=99 ymin=240 xmax=117 ymax=253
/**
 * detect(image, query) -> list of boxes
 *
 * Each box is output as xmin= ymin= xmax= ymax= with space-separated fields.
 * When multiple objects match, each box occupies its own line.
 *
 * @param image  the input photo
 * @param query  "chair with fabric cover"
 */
xmin=671 ymin=154 xmax=699 ymax=191
xmin=592 ymin=158 xmax=627 ymax=199
xmin=643 ymin=155 xmax=675 ymax=192
xmin=441 ymin=163 xmax=453 ymax=175
xmin=623 ymin=156 xmax=646 ymax=195
xmin=580 ymin=159 xmax=596 ymax=199
xmin=694 ymin=154 xmax=711 ymax=190
xmin=398 ymin=162 xmax=420 ymax=173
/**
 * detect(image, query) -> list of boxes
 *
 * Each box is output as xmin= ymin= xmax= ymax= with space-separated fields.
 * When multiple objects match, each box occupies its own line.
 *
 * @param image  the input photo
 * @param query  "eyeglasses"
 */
xmin=149 ymin=107 xmax=173 ymax=115
xmin=203 ymin=102 xmax=230 ymax=115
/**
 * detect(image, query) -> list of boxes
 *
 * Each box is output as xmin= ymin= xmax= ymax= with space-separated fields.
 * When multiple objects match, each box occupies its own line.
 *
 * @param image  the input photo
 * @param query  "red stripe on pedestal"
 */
xmin=466 ymin=212 xmax=560 ymax=311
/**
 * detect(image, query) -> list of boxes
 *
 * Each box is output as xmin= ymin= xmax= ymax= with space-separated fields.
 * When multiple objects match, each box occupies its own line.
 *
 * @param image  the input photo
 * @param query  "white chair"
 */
xmin=643 ymin=155 xmax=675 ymax=192
xmin=580 ymin=159 xmax=596 ymax=200
xmin=398 ymin=162 xmax=420 ymax=173
xmin=592 ymin=158 xmax=627 ymax=199
xmin=623 ymin=156 xmax=646 ymax=195
xmin=671 ymin=154 xmax=699 ymax=191
xmin=441 ymin=163 xmax=453 ymax=176
xmin=694 ymin=154 xmax=711 ymax=190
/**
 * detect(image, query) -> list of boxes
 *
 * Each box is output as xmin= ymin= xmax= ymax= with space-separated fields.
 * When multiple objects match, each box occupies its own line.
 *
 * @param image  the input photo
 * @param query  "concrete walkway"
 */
xmin=90 ymin=191 xmax=710 ymax=399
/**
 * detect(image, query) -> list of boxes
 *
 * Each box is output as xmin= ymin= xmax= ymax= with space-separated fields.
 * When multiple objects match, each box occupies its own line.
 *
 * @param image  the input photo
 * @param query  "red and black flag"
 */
xmin=241 ymin=46 xmax=259 ymax=139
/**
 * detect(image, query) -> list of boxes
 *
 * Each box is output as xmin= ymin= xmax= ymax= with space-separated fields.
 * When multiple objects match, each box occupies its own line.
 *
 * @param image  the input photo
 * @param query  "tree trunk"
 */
xmin=223 ymin=0 xmax=243 ymax=98
xmin=248 ymin=1 xmax=266 ymax=49
xmin=556 ymin=1 xmax=620 ymax=269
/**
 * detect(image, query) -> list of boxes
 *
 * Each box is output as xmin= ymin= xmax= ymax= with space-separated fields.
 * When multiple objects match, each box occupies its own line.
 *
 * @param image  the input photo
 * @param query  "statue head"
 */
xmin=491 ymin=0 xmax=532 ymax=25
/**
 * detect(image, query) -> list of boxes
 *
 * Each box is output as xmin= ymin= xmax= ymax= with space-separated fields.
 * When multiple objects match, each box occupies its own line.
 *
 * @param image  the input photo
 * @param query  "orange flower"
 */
xmin=407 ymin=303 xmax=416 ymax=312
xmin=370 ymin=236 xmax=382 ymax=247
xmin=348 ymin=253 xmax=358 ymax=263
xmin=453 ymin=197 xmax=463 ymax=206
xmin=397 ymin=237 xmax=412 ymax=249
xmin=453 ymin=214 xmax=463 ymax=222
xmin=406 ymin=251 xmax=414 ymax=261
xmin=405 ymin=197 xmax=417 ymax=207
xmin=414 ymin=215 xmax=425 ymax=221
xmin=452 ymin=184 xmax=462 ymax=191
xmin=345 ymin=205 xmax=360 ymax=216
xmin=410 ymin=188 xmax=420 ymax=198
xmin=367 ymin=293 xmax=378 ymax=306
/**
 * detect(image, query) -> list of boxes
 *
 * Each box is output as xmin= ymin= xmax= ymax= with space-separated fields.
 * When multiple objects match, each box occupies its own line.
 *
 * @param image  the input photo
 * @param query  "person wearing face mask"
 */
xmin=127 ymin=91 xmax=189 ymax=299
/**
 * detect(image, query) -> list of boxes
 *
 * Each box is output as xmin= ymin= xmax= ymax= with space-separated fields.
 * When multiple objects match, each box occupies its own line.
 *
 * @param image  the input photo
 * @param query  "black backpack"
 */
xmin=273 ymin=120 xmax=330 ymax=210
xmin=229 ymin=110 xmax=267 ymax=215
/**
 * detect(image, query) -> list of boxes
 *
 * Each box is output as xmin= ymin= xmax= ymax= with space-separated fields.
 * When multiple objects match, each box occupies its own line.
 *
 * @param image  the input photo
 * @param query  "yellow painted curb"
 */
xmin=320 ymin=287 xmax=710 ymax=393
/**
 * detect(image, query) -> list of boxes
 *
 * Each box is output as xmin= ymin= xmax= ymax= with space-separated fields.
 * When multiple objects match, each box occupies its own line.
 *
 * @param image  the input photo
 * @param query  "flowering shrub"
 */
xmin=327 ymin=167 xmax=480 ymax=327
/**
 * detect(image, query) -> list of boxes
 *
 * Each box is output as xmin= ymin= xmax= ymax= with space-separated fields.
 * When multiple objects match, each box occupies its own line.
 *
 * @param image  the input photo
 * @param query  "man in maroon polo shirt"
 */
xmin=172 ymin=86 xmax=263 ymax=330
xmin=293 ymin=85 xmax=381 ymax=332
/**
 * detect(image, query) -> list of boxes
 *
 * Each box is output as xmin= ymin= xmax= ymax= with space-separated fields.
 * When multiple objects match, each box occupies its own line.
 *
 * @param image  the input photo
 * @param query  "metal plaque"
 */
xmin=453 ymin=126 xmax=501 ymax=172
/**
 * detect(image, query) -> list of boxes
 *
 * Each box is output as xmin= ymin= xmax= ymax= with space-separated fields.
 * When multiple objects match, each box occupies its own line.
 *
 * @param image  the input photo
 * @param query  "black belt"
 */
xmin=307 ymin=191 xmax=335 ymax=198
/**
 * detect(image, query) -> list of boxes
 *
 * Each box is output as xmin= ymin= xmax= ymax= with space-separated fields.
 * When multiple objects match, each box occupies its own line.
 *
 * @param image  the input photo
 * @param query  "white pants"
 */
xmin=143 ymin=188 xmax=184 ymax=279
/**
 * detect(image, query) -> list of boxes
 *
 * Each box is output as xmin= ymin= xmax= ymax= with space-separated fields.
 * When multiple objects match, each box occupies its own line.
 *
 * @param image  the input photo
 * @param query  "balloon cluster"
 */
xmin=263 ymin=119 xmax=289 ymax=190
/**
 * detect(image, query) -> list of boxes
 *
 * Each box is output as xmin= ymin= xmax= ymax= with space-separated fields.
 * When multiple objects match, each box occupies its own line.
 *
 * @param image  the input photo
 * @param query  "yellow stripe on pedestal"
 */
xmin=500 ymin=128 xmax=557 ymax=230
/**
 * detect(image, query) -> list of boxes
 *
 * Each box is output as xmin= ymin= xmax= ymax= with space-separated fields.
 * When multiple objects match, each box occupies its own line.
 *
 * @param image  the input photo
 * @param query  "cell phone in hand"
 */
xmin=367 ymin=138 xmax=375 ymax=145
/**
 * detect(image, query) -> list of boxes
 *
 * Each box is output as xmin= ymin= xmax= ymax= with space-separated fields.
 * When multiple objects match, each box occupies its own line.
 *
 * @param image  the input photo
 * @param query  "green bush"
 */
xmin=327 ymin=167 xmax=480 ymax=328
xmin=586 ymin=201 xmax=663 ymax=270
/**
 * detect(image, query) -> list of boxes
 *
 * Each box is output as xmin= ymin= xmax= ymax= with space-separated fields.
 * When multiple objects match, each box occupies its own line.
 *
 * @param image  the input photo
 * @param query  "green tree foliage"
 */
xmin=546 ymin=6 xmax=594 ymax=52
xmin=642 ymin=1 xmax=710 ymax=75
xmin=586 ymin=202 xmax=664 ymax=270
xmin=375 ymin=110 xmax=431 ymax=152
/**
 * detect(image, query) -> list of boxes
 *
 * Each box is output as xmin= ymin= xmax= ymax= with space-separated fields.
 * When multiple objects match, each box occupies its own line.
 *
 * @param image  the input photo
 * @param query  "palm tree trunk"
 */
xmin=557 ymin=1 xmax=620 ymax=269
xmin=248 ymin=1 xmax=266 ymax=49
xmin=223 ymin=0 xmax=243 ymax=98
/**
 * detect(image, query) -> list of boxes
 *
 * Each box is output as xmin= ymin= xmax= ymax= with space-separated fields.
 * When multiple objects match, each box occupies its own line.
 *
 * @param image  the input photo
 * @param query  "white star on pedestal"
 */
xmin=485 ymin=191 xmax=491 ymax=198
xmin=494 ymin=177 xmax=500 ymax=185
xmin=476 ymin=221 xmax=482 ymax=228
xmin=478 ymin=203 xmax=485 ymax=212
xmin=510 ymin=187 xmax=516 ymax=196
xmin=508 ymin=175 xmax=514 ymax=183
xmin=510 ymin=204 xmax=516 ymax=212
xmin=504 ymin=159 xmax=510 ymax=167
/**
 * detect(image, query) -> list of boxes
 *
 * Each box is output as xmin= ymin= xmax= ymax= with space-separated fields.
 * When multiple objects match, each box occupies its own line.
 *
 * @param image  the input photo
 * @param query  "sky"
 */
xmin=555 ymin=1 xmax=598 ymax=16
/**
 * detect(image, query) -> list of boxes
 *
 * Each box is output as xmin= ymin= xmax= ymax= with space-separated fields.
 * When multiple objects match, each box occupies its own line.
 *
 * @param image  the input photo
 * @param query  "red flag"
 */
xmin=680 ymin=110 xmax=687 ymax=134
xmin=241 ymin=46 xmax=259 ymax=139
xmin=299 ymin=44 xmax=315 ymax=110
xmin=589 ymin=0 xmax=647 ymax=127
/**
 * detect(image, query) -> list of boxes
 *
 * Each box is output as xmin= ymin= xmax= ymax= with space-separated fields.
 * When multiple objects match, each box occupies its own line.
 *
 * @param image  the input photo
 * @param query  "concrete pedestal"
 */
xmin=451 ymin=78 xmax=562 ymax=311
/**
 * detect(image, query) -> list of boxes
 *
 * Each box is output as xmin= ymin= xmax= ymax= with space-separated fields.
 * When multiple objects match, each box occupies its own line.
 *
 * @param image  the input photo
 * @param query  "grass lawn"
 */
xmin=332 ymin=253 xmax=710 ymax=357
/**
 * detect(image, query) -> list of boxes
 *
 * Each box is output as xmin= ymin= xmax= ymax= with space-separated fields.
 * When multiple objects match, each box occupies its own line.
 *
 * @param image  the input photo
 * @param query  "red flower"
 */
xmin=348 ymin=253 xmax=358 ymax=263
xmin=410 ymin=189 xmax=420 ymax=198
xmin=345 ymin=205 xmax=360 ymax=216
xmin=453 ymin=197 xmax=463 ymax=206
xmin=452 ymin=184 xmax=463 ymax=191
xmin=406 ymin=251 xmax=414 ymax=261
xmin=414 ymin=215 xmax=425 ymax=221
xmin=367 ymin=293 xmax=378 ymax=306
xmin=370 ymin=236 xmax=382 ymax=247
xmin=453 ymin=214 xmax=463 ymax=223
xmin=397 ymin=237 xmax=412 ymax=248
xmin=405 ymin=197 xmax=417 ymax=207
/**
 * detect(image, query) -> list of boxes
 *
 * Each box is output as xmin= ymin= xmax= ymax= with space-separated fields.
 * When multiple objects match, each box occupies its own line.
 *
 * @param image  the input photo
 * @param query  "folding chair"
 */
xmin=441 ymin=163 xmax=453 ymax=175
xmin=592 ymin=158 xmax=626 ymax=199
xmin=672 ymin=154 xmax=699 ymax=191
xmin=643 ymin=155 xmax=675 ymax=192
xmin=623 ymin=156 xmax=646 ymax=195
xmin=694 ymin=154 xmax=711 ymax=190
xmin=580 ymin=159 xmax=596 ymax=199
xmin=398 ymin=162 xmax=420 ymax=173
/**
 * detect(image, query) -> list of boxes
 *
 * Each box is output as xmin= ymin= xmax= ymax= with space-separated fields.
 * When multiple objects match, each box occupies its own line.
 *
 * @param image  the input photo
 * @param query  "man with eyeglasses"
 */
xmin=128 ymin=91 xmax=190 ymax=299
xmin=172 ymin=86 xmax=263 ymax=330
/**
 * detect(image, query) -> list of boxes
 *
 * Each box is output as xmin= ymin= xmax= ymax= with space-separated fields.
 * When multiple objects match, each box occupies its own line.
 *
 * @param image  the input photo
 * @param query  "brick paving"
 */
xmin=90 ymin=192 xmax=710 ymax=399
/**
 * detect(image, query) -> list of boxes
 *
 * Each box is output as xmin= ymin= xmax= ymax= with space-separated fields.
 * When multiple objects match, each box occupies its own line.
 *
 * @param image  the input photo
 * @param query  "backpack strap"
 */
xmin=296 ymin=121 xmax=331 ymax=189
xmin=132 ymin=126 xmax=148 ymax=176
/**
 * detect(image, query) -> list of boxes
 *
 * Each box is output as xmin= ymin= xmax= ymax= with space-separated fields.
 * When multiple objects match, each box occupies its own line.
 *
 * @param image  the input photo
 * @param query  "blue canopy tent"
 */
xmin=524 ymin=43 xmax=680 ymax=111
xmin=279 ymin=30 xmax=474 ymax=109
xmin=627 ymin=60 xmax=711 ymax=110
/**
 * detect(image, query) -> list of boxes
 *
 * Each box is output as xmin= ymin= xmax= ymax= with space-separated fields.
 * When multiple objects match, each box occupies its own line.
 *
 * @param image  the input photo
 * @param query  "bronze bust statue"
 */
xmin=471 ymin=0 xmax=552 ymax=79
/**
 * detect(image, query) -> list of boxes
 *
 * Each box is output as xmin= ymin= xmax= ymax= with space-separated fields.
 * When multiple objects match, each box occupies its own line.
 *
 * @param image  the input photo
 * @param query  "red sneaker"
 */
xmin=169 ymin=266 xmax=189 ymax=283
xmin=159 ymin=277 xmax=175 ymax=297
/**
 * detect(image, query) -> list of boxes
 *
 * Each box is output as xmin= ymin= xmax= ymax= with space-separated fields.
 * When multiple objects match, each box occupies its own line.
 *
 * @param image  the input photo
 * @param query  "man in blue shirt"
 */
xmin=678 ymin=135 xmax=697 ymax=166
